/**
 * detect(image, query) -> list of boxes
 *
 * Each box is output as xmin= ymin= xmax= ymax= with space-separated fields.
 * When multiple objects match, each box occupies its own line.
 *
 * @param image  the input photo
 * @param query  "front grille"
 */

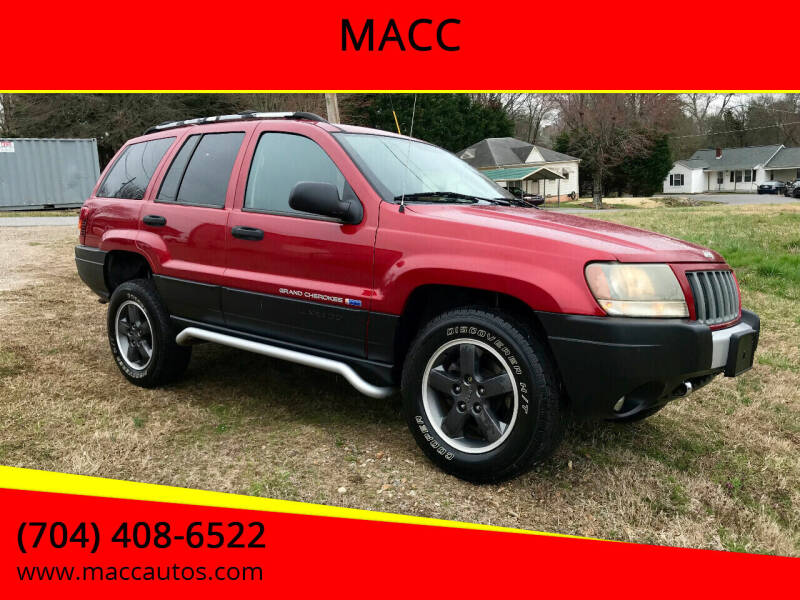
xmin=686 ymin=270 xmax=739 ymax=325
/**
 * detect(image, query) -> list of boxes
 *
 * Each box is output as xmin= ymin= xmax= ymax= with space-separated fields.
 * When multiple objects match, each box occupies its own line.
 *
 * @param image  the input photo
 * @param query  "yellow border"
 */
xmin=0 ymin=466 xmax=595 ymax=540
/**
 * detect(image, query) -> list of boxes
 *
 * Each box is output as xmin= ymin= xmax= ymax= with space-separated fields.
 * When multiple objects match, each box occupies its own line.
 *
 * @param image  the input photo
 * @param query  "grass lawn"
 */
xmin=547 ymin=196 xmax=720 ymax=210
xmin=0 ymin=204 xmax=797 ymax=555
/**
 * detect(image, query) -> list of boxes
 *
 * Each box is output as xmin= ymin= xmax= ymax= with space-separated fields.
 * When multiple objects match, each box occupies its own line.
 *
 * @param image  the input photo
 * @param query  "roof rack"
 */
xmin=143 ymin=111 xmax=328 ymax=135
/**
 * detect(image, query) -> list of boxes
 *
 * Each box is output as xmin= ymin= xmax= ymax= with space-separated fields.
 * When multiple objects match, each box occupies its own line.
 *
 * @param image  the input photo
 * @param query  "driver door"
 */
xmin=223 ymin=123 xmax=378 ymax=358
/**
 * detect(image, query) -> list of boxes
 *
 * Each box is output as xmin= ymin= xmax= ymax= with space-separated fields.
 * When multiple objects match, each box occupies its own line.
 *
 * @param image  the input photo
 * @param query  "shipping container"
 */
xmin=0 ymin=138 xmax=100 ymax=210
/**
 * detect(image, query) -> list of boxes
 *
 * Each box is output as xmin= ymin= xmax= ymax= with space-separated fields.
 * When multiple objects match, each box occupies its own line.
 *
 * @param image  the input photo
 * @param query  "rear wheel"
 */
xmin=107 ymin=279 xmax=191 ymax=387
xmin=401 ymin=308 xmax=563 ymax=483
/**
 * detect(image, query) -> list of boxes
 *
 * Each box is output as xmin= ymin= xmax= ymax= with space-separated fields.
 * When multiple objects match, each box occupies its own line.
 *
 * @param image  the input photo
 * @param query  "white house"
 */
xmin=764 ymin=147 xmax=800 ymax=183
xmin=458 ymin=137 xmax=580 ymax=201
xmin=664 ymin=144 xmax=800 ymax=193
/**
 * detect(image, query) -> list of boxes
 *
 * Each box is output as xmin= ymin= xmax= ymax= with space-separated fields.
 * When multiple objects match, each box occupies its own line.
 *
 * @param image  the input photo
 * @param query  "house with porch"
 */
xmin=458 ymin=137 xmax=580 ymax=200
xmin=663 ymin=144 xmax=800 ymax=193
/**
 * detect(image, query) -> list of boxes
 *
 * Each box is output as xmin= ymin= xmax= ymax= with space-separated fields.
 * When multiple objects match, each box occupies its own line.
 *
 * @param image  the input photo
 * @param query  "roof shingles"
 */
xmin=688 ymin=145 xmax=782 ymax=171
xmin=766 ymin=147 xmax=800 ymax=169
xmin=459 ymin=137 xmax=578 ymax=169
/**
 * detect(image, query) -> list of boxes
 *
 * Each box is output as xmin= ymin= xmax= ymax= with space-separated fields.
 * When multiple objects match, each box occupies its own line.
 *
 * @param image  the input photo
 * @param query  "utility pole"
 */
xmin=325 ymin=93 xmax=340 ymax=124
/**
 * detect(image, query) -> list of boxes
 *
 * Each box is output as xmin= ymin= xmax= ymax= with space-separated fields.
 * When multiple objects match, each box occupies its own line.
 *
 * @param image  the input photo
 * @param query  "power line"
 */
xmin=671 ymin=120 xmax=800 ymax=139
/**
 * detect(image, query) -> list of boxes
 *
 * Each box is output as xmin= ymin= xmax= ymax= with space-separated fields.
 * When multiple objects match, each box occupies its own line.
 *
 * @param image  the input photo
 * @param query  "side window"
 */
xmin=157 ymin=132 xmax=244 ymax=207
xmin=157 ymin=135 xmax=200 ymax=202
xmin=244 ymin=132 xmax=349 ymax=215
xmin=97 ymin=137 xmax=174 ymax=199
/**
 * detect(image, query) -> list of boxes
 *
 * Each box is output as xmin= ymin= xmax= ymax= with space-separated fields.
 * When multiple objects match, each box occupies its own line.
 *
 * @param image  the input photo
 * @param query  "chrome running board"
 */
xmin=175 ymin=327 xmax=396 ymax=399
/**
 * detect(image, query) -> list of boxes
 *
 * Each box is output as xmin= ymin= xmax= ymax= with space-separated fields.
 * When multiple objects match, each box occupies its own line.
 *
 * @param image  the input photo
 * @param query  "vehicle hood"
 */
xmin=405 ymin=203 xmax=725 ymax=263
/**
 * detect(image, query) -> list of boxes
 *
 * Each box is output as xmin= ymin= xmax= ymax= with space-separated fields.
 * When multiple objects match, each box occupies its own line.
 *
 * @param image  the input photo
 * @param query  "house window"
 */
xmin=744 ymin=170 xmax=752 ymax=183
xmin=730 ymin=171 xmax=734 ymax=183
xmin=670 ymin=173 xmax=684 ymax=186
xmin=717 ymin=172 xmax=723 ymax=184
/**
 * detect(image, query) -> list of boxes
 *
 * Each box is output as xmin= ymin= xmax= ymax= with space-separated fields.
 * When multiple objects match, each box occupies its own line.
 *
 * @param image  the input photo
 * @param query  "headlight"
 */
xmin=585 ymin=263 xmax=688 ymax=317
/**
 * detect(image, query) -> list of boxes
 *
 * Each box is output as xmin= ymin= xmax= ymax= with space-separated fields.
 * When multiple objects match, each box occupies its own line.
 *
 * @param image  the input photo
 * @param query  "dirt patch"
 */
xmin=0 ymin=227 xmax=75 ymax=295
xmin=0 ymin=215 xmax=797 ymax=556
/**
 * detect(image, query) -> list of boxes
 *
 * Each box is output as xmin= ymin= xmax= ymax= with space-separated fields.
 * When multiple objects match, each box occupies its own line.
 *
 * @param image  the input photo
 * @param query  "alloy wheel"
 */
xmin=421 ymin=338 xmax=518 ymax=454
xmin=115 ymin=300 xmax=154 ymax=370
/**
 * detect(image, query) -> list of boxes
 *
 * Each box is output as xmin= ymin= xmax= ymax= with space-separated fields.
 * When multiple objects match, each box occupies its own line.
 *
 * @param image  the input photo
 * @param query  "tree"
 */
xmin=6 ymin=94 xmax=247 ymax=166
xmin=680 ymin=93 xmax=735 ymax=135
xmin=341 ymin=94 xmax=513 ymax=152
xmin=3 ymin=93 xmax=330 ymax=167
xmin=608 ymin=134 xmax=673 ymax=196
xmin=235 ymin=93 xmax=326 ymax=115
xmin=472 ymin=93 xmax=555 ymax=143
xmin=0 ymin=94 xmax=12 ymax=137
xmin=553 ymin=94 xmax=680 ymax=206
xmin=514 ymin=94 xmax=556 ymax=143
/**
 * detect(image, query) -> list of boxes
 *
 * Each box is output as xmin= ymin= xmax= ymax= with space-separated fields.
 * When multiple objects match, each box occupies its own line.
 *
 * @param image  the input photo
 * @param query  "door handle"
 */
xmin=231 ymin=226 xmax=264 ymax=241
xmin=142 ymin=215 xmax=167 ymax=227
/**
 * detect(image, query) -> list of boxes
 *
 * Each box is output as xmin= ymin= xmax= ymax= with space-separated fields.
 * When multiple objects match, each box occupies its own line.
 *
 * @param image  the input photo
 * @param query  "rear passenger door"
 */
xmin=224 ymin=125 xmax=378 ymax=358
xmin=138 ymin=128 xmax=249 ymax=326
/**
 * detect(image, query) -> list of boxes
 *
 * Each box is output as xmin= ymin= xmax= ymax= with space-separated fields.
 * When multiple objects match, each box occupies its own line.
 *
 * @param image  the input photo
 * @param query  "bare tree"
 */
xmin=554 ymin=94 xmax=679 ymax=207
xmin=515 ymin=94 xmax=556 ymax=143
xmin=236 ymin=93 xmax=326 ymax=115
xmin=0 ymin=94 xmax=11 ymax=136
xmin=470 ymin=93 xmax=526 ymax=115
xmin=474 ymin=94 xmax=556 ymax=143
xmin=680 ymin=93 xmax=735 ymax=134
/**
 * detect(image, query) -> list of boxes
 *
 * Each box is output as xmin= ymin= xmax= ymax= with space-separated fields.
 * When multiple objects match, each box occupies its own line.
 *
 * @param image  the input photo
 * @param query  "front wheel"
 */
xmin=107 ymin=278 xmax=191 ymax=387
xmin=401 ymin=309 xmax=563 ymax=483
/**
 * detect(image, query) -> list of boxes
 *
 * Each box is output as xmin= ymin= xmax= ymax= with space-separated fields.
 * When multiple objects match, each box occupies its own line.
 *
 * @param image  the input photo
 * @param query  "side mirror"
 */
xmin=289 ymin=182 xmax=363 ymax=224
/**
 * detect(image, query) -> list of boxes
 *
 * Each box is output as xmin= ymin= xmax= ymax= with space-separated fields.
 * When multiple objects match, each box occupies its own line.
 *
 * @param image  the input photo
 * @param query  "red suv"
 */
xmin=75 ymin=112 xmax=760 ymax=482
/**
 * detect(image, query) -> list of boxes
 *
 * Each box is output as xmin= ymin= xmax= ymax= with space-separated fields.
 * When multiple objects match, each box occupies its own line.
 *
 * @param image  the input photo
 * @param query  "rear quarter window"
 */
xmin=97 ymin=137 xmax=174 ymax=199
xmin=157 ymin=132 xmax=245 ymax=208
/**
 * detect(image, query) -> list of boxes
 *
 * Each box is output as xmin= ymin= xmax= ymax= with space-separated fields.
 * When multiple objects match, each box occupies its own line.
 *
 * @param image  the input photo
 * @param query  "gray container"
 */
xmin=0 ymin=138 xmax=100 ymax=210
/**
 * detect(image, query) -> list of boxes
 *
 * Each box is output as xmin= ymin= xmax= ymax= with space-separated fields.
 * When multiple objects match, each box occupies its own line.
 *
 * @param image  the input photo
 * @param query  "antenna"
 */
xmin=399 ymin=94 xmax=417 ymax=213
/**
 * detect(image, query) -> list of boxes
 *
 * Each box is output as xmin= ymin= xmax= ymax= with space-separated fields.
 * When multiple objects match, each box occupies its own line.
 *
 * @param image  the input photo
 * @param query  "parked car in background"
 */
xmin=757 ymin=181 xmax=786 ymax=194
xmin=507 ymin=186 xmax=544 ymax=206
xmin=783 ymin=180 xmax=800 ymax=197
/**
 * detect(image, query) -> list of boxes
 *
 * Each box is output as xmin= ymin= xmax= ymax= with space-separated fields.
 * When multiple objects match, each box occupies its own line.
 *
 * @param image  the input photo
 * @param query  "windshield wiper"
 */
xmin=394 ymin=191 xmax=478 ymax=203
xmin=394 ymin=191 xmax=511 ymax=205
xmin=505 ymin=196 xmax=540 ymax=209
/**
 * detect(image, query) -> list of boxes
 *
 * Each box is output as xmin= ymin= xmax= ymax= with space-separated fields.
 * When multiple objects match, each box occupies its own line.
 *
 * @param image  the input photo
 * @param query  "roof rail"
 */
xmin=143 ymin=111 xmax=328 ymax=135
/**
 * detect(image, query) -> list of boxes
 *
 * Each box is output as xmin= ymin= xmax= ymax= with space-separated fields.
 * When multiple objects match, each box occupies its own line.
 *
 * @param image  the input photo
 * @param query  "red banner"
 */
xmin=3 ymin=1 xmax=798 ymax=91
xmin=0 ymin=468 xmax=796 ymax=596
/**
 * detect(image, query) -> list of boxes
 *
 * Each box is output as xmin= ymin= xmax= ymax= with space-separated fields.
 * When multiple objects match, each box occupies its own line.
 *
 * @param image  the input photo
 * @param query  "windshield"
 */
xmin=334 ymin=133 xmax=512 ymax=203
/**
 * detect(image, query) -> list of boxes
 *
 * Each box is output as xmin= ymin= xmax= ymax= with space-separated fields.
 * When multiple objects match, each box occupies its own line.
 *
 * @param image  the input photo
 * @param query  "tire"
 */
xmin=401 ymin=308 xmax=563 ymax=483
xmin=606 ymin=404 xmax=665 ymax=423
xmin=107 ymin=278 xmax=191 ymax=388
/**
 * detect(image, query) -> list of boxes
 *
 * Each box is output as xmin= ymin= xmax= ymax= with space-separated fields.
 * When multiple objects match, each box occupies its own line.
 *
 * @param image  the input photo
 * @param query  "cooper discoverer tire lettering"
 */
xmin=401 ymin=308 xmax=563 ymax=483
xmin=107 ymin=279 xmax=191 ymax=388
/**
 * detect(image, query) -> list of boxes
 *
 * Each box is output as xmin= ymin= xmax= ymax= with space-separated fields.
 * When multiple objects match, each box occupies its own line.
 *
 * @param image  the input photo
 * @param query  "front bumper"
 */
xmin=537 ymin=309 xmax=760 ymax=420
